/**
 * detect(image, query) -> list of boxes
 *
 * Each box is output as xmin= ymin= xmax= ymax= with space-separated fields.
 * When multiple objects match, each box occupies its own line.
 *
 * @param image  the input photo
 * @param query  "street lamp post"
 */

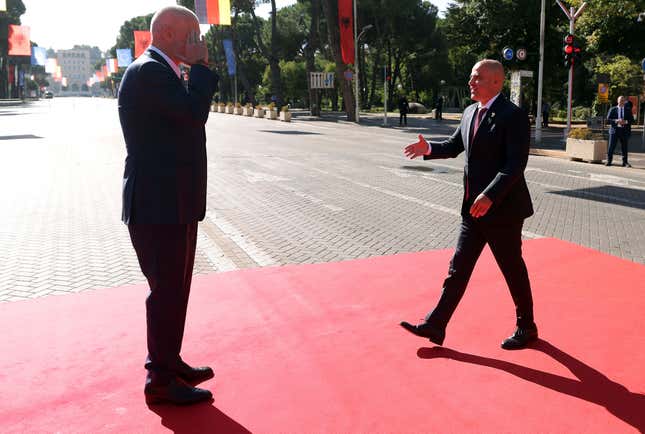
xmin=354 ymin=14 xmax=374 ymax=123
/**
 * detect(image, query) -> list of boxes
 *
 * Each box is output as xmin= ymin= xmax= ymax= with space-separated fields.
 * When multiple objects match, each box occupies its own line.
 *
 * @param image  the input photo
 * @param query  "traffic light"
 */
xmin=563 ymin=34 xmax=574 ymax=67
xmin=563 ymin=34 xmax=582 ymax=68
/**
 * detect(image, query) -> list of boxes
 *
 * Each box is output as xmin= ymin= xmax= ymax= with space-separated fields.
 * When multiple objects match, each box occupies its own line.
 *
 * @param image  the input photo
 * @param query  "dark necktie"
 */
xmin=473 ymin=107 xmax=487 ymax=138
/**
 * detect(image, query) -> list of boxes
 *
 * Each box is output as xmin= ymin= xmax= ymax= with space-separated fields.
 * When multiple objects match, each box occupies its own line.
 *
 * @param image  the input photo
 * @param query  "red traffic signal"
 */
xmin=563 ymin=34 xmax=574 ymax=45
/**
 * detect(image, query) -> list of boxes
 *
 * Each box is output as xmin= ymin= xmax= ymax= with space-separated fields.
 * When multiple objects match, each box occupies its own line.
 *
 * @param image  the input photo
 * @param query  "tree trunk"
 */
xmin=321 ymin=0 xmax=355 ymax=121
xmin=268 ymin=0 xmax=284 ymax=107
xmin=306 ymin=0 xmax=321 ymax=116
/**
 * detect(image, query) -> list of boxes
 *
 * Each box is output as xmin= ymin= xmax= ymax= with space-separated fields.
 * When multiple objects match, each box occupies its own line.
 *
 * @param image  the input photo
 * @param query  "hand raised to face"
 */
xmin=177 ymin=31 xmax=208 ymax=66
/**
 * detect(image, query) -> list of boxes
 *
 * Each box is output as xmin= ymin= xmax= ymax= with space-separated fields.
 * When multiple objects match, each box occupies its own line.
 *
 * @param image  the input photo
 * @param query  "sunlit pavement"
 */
xmin=1 ymin=97 xmax=644 ymax=302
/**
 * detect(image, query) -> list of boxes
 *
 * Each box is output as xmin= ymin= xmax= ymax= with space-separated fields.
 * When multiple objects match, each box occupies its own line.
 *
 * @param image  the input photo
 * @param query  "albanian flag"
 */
xmin=338 ymin=0 xmax=354 ymax=65
xmin=134 ymin=30 xmax=151 ymax=58
xmin=8 ymin=25 xmax=31 ymax=56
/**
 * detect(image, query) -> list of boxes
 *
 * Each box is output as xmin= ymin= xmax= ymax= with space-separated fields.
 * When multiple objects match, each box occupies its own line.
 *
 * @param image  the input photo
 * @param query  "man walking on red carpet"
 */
xmin=119 ymin=6 xmax=219 ymax=405
xmin=401 ymin=59 xmax=537 ymax=350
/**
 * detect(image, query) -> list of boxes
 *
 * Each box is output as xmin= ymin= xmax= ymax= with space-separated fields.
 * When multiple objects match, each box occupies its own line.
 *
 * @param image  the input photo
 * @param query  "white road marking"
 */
xmin=275 ymin=157 xmax=545 ymax=239
xmin=206 ymin=211 xmax=278 ymax=267
xmin=197 ymin=227 xmax=238 ymax=271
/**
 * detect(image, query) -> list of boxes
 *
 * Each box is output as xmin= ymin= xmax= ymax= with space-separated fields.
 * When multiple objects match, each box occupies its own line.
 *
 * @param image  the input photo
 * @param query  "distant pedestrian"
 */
xmin=435 ymin=95 xmax=443 ymax=120
xmin=624 ymin=99 xmax=633 ymax=139
xmin=398 ymin=95 xmax=409 ymax=127
xmin=606 ymin=96 xmax=633 ymax=167
xmin=541 ymin=101 xmax=550 ymax=127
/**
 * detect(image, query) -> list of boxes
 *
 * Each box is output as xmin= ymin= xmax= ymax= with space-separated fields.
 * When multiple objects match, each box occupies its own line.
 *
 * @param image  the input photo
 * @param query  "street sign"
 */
xmin=310 ymin=72 xmax=335 ymax=89
xmin=641 ymin=57 xmax=645 ymax=72
xmin=516 ymin=48 xmax=527 ymax=61
xmin=597 ymin=83 xmax=609 ymax=103
xmin=519 ymin=70 xmax=533 ymax=78
xmin=502 ymin=47 xmax=514 ymax=61
xmin=343 ymin=70 xmax=353 ymax=81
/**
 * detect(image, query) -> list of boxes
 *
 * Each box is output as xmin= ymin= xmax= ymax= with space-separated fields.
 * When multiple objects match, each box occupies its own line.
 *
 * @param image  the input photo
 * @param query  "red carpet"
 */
xmin=1 ymin=238 xmax=644 ymax=433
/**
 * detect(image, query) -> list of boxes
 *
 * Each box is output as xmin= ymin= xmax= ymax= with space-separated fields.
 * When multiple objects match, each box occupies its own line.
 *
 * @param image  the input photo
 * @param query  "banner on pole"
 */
xmin=45 ymin=58 xmax=58 ymax=74
xmin=8 ymin=25 xmax=31 ymax=56
xmin=338 ymin=0 xmax=354 ymax=65
xmin=116 ymin=48 xmax=133 ymax=67
xmin=31 ymin=46 xmax=47 ymax=66
xmin=195 ymin=0 xmax=231 ymax=25
xmin=222 ymin=39 xmax=236 ymax=75
xmin=133 ymin=30 xmax=151 ymax=58
xmin=0 ymin=1 xmax=7 ymax=12
xmin=106 ymin=58 xmax=118 ymax=74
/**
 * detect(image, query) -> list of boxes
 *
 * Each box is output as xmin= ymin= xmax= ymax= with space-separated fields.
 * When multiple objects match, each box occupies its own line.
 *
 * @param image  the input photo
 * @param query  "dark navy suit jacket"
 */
xmin=606 ymin=105 xmax=633 ymax=136
xmin=424 ymin=94 xmax=533 ymax=223
xmin=119 ymin=49 xmax=218 ymax=224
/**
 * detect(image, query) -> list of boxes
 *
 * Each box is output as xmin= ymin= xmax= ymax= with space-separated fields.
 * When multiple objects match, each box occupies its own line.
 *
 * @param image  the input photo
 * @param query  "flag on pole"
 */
xmin=106 ymin=58 xmax=118 ymax=74
xmin=133 ymin=30 xmax=151 ymax=58
xmin=0 ymin=0 xmax=7 ymax=12
xmin=195 ymin=0 xmax=231 ymax=25
xmin=102 ymin=64 xmax=109 ymax=78
xmin=116 ymin=48 xmax=133 ymax=67
xmin=54 ymin=65 xmax=62 ymax=80
xmin=45 ymin=58 xmax=58 ymax=74
xmin=338 ymin=0 xmax=354 ymax=65
xmin=61 ymin=77 xmax=68 ymax=87
xmin=8 ymin=25 xmax=31 ymax=56
xmin=31 ymin=46 xmax=47 ymax=66
xmin=222 ymin=39 xmax=236 ymax=75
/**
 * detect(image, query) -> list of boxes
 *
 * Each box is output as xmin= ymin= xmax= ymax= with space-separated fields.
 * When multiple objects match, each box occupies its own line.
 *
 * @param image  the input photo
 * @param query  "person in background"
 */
xmin=606 ymin=96 xmax=633 ymax=167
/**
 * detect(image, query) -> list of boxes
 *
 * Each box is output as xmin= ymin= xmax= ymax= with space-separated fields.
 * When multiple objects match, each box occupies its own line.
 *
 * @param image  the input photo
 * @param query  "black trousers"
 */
xmin=607 ymin=131 xmax=629 ymax=165
xmin=399 ymin=112 xmax=407 ymax=126
xmin=128 ymin=223 xmax=198 ymax=383
xmin=425 ymin=216 xmax=535 ymax=330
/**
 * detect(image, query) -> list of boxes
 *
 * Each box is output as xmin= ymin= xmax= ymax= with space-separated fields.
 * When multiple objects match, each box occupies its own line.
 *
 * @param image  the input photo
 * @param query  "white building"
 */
xmin=57 ymin=48 xmax=92 ymax=91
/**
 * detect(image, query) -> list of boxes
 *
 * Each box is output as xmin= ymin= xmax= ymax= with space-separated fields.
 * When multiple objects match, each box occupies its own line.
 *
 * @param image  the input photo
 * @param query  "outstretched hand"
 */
xmin=176 ymin=31 xmax=208 ymax=66
xmin=404 ymin=134 xmax=430 ymax=159
xmin=469 ymin=193 xmax=493 ymax=218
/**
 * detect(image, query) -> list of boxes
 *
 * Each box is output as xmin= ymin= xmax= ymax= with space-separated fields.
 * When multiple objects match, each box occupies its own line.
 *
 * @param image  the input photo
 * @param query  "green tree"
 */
xmin=594 ymin=54 xmax=643 ymax=99
xmin=0 ymin=0 xmax=27 ymax=98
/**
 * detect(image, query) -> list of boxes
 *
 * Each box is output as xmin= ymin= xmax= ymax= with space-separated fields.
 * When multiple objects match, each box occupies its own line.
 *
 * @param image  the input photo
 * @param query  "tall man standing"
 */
xmin=606 ymin=96 xmax=633 ymax=167
xmin=119 ymin=6 xmax=219 ymax=405
xmin=401 ymin=60 xmax=537 ymax=350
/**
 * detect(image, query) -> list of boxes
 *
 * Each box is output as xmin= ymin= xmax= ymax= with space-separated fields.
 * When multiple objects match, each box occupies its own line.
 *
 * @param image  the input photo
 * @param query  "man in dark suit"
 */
xmin=606 ymin=96 xmax=634 ymax=167
xmin=401 ymin=59 xmax=537 ymax=350
xmin=119 ymin=6 xmax=219 ymax=405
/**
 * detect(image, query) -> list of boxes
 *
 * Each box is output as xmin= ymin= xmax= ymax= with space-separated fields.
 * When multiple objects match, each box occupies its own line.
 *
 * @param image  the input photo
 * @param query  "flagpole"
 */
xmin=354 ymin=0 xmax=359 ymax=123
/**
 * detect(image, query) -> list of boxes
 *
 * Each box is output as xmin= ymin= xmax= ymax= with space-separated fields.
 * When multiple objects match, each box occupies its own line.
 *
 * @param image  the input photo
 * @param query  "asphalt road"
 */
xmin=1 ymin=98 xmax=644 ymax=301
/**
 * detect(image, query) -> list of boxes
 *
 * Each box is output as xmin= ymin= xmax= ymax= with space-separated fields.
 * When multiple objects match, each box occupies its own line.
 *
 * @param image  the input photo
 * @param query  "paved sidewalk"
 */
xmin=292 ymin=110 xmax=645 ymax=170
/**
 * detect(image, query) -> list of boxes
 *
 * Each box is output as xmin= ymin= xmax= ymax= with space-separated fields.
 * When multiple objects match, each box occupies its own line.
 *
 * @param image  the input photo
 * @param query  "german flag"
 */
xmin=195 ymin=0 xmax=231 ymax=26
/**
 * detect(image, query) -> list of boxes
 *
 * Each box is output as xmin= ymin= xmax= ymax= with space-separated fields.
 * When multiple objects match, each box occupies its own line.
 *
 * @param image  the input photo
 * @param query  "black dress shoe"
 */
xmin=605 ymin=162 xmax=612 ymax=166
xmin=400 ymin=321 xmax=445 ymax=345
xmin=622 ymin=163 xmax=632 ymax=168
xmin=145 ymin=377 xmax=213 ymax=405
xmin=175 ymin=360 xmax=214 ymax=385
xmin=501 ymin=326 xmax=538 ymax=350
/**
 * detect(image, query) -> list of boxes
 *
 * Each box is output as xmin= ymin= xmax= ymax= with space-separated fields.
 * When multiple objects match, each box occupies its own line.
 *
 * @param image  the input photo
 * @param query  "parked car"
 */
xmin=43 ymin=91 xmax=53 ymax=99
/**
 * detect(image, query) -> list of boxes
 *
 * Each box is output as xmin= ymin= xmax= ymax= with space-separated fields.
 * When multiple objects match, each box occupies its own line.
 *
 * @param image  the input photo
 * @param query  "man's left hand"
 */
xmin=469 ymin=193 xmax=492 ymax=218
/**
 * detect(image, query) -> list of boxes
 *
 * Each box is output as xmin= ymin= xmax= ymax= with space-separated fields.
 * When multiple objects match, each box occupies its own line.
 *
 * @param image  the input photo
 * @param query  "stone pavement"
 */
xmin=1 ymin=98 xmax=644 ymax=302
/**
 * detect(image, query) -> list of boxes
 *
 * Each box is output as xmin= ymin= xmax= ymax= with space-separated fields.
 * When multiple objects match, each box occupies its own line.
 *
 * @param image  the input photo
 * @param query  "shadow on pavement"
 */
xmin=0 ymin=134 xmax=43 ymax=140
xmin=548 ymin=185 xmax=645 ymax=210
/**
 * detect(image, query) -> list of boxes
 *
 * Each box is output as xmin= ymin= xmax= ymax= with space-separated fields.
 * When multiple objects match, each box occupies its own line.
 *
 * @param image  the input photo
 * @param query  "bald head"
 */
xmin=150 ymin=6 xmax=199 ymax=64
xmin=469 ymin=59 xmax=505 ymax=104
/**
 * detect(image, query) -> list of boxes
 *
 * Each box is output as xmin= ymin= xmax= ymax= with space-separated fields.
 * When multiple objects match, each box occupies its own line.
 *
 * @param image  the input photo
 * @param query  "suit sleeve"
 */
xmin=423 ymin=125 xmax=465 ymax=160
xmin=482 ymin=108 xmax=530 ymax=204
xmin=141 ymin=61 xmax=218 ymax=126
xmin=607 ymin=107 xmax=617 ymax=128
